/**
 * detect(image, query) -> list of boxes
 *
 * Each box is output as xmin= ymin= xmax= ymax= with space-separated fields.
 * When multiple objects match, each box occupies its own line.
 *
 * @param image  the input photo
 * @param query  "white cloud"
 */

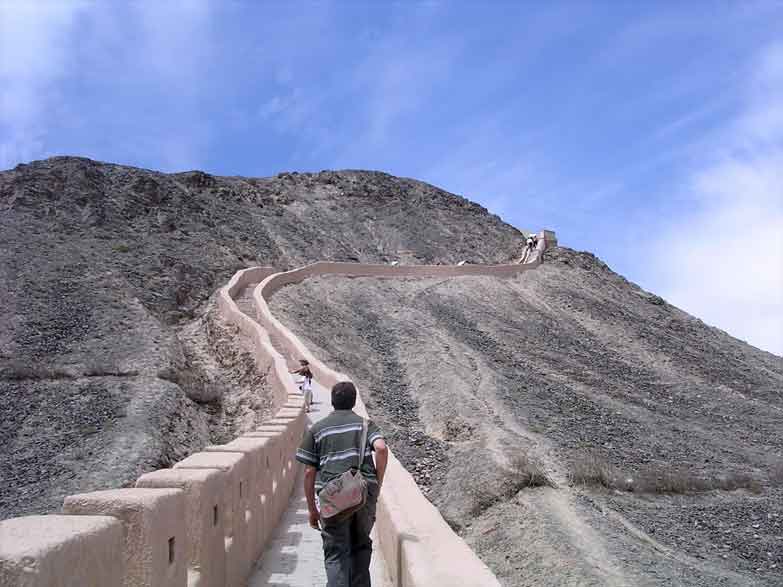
xmin=359 ymin=40 xmax=457 ymax=146
xmin=0 ymin=0 xmax=89 ymax=168
xmin=0 ymin=0 xmax=217 ymax=171
xmin=739 ymin=42 xmax=783 ymax=146
xmin=257 ymin=88 xmax=325 ymax=135
xmin=649 ymin=97 xmax=730 ymax=142
xmin=652 ymin=43 xmax=783 ymax=355
xmin=128 ymin=0 xmax=213 ymax=88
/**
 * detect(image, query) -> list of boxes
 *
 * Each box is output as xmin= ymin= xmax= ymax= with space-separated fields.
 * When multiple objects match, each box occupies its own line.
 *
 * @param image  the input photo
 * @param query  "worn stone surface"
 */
xmin=270 ymin=251 xmax=783 ymax=586
xmin=0 ymin=514 xmax=124 ymax=587
xmin=62 ymin=488 xmax=186 ymax=587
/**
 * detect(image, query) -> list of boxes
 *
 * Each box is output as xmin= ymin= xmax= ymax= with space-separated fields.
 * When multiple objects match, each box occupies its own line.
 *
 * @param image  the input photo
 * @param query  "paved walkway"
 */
xmin=248 ymin=377 xmax=392 ymax=586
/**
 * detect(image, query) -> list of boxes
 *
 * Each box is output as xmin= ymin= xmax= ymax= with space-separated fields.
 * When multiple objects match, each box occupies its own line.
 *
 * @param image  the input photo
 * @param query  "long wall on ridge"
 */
xmin=247 ymin=231 xmax=552 ymax=587
xmin=0 ymin=263 xmax=310 ymax=587
xmin=0 ymin=232 xmax=553 ymax=587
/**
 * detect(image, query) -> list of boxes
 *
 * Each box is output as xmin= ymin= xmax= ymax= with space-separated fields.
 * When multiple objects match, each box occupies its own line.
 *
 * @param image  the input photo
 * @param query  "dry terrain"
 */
xmin=0 ymin=156 xmax=523 ymax=518
xmin=270 ymin=247 xmax=783 ymax=586
xmin=3 ymin=156 xmax=781 ymax=585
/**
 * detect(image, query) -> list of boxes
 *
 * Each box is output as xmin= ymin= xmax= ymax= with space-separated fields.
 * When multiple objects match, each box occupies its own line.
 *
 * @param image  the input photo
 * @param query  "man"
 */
xmin=296 ymin=381 xmax=389 ymax=587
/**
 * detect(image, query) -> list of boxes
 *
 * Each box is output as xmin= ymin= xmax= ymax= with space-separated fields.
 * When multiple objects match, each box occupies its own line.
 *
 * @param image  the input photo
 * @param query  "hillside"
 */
xmin=270 ymin=249 xmax=783 ymax=585
xmin=0 ymin=156 xmax=523 ymax=519
xmin=2 ymin=156 xmax=780 ymax=586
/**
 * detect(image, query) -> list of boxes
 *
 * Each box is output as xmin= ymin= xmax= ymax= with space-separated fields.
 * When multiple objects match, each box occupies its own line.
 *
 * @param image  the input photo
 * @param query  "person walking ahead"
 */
xmin=296 ymin=381 xmax=388 ymax=587
xmin=291 ymin=359 xmax=314 ymax=412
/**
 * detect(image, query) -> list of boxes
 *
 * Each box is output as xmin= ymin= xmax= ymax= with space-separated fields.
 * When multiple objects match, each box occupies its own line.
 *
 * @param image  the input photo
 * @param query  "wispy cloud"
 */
xmin=353 ymin=33 xmax=461 ymax=148
xmin=129 ymin=0 xmax=213 ymax=85
xmin=0 ymin=0 xmax=217 ymax=171
xmin=0 ymin=0 xmax=89 ymax=168
xmin=0 ymin=1 xmax=779 ymax=355
xmin=650 ymin=42 xmax=783 ymax=354
xmin=649 ymin=97 xmax=732 ymax=142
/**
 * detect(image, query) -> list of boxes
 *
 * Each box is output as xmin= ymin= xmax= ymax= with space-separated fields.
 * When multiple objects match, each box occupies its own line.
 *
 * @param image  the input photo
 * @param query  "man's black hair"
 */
xmin=332 ymin=381 xmax=357 ymax=410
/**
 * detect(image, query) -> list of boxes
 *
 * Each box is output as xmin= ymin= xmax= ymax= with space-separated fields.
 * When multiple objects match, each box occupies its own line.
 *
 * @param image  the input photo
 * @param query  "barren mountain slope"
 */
xmin=270 ymin=248 xmax=783 ymax=586
xmin=0 ymin=156 xmax=524 ymax=519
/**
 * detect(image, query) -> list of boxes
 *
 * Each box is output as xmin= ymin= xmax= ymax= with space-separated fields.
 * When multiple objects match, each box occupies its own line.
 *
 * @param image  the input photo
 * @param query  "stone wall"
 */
xmin=0 ymin=265 xmax=307 ymax=587
xmin=0 ymin=231 xmax=553 ymax=587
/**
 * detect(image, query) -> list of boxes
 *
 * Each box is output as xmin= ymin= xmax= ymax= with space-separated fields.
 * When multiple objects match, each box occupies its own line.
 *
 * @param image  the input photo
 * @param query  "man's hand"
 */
xmin=308 ymin=508 xmax=321 ymax=530
xmin=373 ymin=438 xmax=388 ymax=489
xmin=303 ymin=465 xmax=320 ymax=530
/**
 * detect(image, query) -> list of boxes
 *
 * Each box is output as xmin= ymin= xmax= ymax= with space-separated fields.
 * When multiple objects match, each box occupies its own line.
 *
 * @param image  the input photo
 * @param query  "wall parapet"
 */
xmin=249 ymin=230 xmax=553 ymax=586
xmin=0 ymin=230 xmax=554 ymax=586
xmin=0 ymin=265 xmax=307 ymax=587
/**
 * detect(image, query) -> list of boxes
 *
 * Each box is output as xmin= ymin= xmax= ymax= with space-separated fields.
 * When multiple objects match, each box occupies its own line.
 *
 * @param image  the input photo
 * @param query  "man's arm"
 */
xmin=303 ymin=465 xmax=320 ymax=529
xmin=372 ymin=438 xmax=388 ymax=488
xmin=296 ymin=427 xmax=320 ymax=530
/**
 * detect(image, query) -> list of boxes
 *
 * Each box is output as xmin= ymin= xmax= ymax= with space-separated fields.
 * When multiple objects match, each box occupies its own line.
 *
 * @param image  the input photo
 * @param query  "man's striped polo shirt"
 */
xmin=296 ymin=409 xmax=384 ymax=491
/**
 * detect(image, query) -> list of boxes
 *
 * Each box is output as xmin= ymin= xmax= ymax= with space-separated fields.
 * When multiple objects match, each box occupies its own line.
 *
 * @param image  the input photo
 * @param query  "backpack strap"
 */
xmin=356 ymin=418 xmax=368 ymax=471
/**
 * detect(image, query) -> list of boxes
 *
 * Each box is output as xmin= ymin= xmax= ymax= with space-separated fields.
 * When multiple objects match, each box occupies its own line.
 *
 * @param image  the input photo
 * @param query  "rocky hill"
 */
xmin=270 ymin=250 xmax=783 ymax=586
xmin=2 ymin=156 xmax=780 ymax=586
xmin=0 ymin=156 xmax=523 ymax=519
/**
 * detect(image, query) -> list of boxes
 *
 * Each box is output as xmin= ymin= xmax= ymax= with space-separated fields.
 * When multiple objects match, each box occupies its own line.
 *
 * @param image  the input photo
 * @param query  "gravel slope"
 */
xmin=4 ymin=156 xmax=780 ymax=585
xmin=0 ymin=156 xmax=524 ymax=519
xmin=270 ymin=247 xmax=783 ymax=586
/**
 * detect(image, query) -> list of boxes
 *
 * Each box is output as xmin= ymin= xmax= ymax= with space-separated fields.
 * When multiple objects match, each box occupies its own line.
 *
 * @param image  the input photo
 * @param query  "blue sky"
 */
xmin=1 ymin=1 xmax=782 ymax=354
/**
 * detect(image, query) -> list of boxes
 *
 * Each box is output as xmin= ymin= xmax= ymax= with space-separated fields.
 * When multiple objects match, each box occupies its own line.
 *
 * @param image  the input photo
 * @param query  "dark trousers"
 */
xmin=321 ymin=485 xmax=378 ymax=587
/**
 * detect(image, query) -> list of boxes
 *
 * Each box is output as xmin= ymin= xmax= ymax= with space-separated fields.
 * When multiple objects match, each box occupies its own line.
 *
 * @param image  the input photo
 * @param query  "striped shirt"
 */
xmin=296 ymin=409 xmax=384 ymax=490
